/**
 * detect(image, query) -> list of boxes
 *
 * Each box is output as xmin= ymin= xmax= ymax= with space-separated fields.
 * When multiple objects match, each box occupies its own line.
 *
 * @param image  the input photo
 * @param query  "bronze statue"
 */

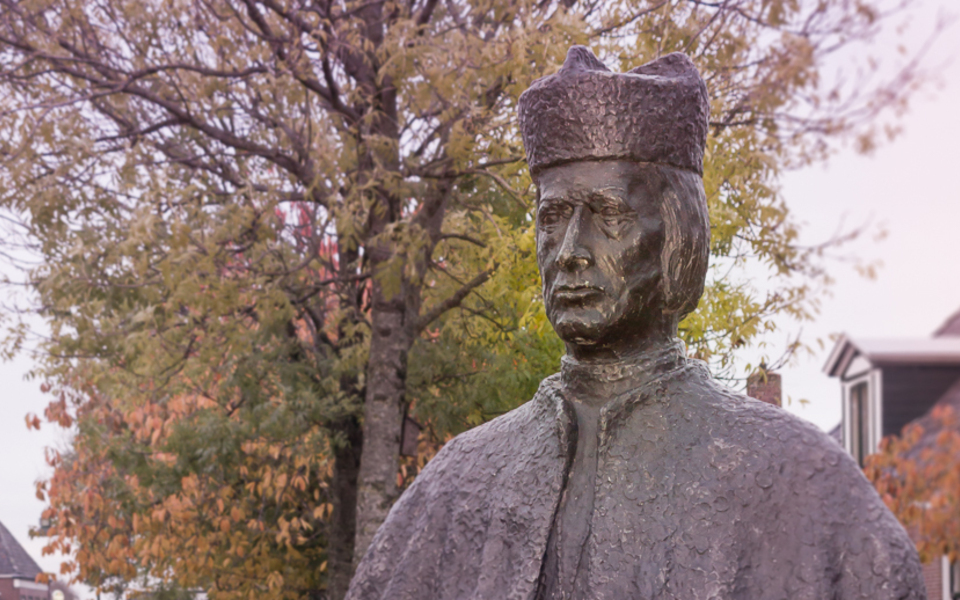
xmin=345 ymin=47 xmax=924 ymax=600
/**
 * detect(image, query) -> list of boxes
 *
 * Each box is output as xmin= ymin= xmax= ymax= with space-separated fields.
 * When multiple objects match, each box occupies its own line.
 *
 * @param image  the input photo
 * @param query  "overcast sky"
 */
xmin=774 ymin=1 xmax=960 ymax=432
xmin=1 ymin=1 xmax=958 ymax=596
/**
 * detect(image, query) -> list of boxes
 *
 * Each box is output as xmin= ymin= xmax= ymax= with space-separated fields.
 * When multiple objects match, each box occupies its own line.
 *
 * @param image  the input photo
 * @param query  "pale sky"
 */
xmin=1 ymin=1 xmax=958 ymax=596
xmin=775 ymin=2 xmax=960 ymax=432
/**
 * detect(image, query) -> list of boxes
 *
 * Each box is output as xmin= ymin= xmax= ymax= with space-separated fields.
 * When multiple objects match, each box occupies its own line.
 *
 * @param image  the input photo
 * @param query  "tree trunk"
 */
xmin=346 ymin=14 xmax=417 ymax=559
xmin=352 ymin=289 xmax=414 ymax=565
xmin=326 ymin=416 xmax=362 ymax=600
xmin=348 ymin=182 xmax=449 ymax=570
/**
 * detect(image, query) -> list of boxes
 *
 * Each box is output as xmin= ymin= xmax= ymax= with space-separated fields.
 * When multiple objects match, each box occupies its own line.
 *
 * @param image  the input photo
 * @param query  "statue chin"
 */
xmin=549 ymin=307 xmax=618 ymax=347
xmin=547 ymin=292 xmax=660 ymax=352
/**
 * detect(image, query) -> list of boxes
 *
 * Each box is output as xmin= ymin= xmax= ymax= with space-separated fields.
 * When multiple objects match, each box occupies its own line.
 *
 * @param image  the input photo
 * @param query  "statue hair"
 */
xmin=655 ymin=165 xmax=710 ymax=319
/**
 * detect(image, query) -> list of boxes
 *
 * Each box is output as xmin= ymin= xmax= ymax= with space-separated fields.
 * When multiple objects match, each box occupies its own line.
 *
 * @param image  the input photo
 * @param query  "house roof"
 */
xmin=935 ymin=308 xmax=960 ymax=337
xmin=0 ymin=519 xmax=42 ymax=580
xmin=823 ymin=334 xmax=960 ymax=377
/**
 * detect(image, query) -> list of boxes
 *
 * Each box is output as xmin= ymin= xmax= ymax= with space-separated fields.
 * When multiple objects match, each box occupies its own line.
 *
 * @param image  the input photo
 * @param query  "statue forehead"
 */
xmin=535 ymin=160 xmax=661 ymax=204
xmin=538 ymin=160 xmax=632 ymax=184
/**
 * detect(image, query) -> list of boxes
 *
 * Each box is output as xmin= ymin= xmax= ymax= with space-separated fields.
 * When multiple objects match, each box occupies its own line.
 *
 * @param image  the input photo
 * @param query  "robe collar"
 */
xmin=550 ymin=340 xmax=690 ymax=448
xmin=559 ymin=340 xmax=688 ymax=404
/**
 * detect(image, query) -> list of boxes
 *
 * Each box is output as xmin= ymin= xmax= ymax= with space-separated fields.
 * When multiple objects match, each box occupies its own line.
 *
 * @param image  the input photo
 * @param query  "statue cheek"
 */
xmin=536 ymin=236 xmax=560 ymax=273
xmin=620 ymin=244 xmax=662 ymax=293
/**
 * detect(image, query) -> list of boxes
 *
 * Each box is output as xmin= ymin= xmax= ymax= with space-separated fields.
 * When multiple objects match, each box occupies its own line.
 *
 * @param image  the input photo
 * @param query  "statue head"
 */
xmin=518 ymin=47 xmax=710 ymax=360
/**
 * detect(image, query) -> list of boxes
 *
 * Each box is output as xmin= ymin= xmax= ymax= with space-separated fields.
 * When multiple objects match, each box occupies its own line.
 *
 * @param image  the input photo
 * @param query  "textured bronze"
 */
xmin=346 ymin=47 xmax=925 ymax=600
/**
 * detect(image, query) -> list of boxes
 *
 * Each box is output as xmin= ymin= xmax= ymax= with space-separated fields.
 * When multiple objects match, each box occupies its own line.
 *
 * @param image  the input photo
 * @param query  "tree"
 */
xmin=0 ymin=0 xmax=928 ymax=598
xmin=867 ymin=404 xmax=960 ymax=565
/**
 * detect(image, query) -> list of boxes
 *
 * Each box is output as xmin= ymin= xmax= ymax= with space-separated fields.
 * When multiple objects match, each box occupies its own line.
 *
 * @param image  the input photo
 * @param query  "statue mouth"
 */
xmin=552 ymin=284 xmax=605 ymax=302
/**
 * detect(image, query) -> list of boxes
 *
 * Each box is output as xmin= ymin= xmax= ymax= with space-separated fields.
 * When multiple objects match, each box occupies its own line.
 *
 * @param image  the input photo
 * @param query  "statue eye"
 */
xmin=600 ymin=206 xmax=622 ymax=218
xmin=538 ymin=211 xmax=560 ymax=232
xmin=590 ymin=195 xmax=632 ymax=222
xmin=538 ymin=204 xmax=570 ymax=231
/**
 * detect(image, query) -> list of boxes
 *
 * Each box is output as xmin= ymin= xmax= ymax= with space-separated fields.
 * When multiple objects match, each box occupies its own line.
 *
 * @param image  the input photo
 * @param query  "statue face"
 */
xmin=536 ymin=160 xmax=665 ymax=356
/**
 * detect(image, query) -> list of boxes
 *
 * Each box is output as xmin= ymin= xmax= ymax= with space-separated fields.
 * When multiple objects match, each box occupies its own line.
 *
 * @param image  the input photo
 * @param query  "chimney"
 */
xmin=747 ymin=365 xmax=782 ymax=407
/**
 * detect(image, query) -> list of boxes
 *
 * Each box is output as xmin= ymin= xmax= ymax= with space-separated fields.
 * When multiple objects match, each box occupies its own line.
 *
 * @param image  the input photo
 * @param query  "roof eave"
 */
xmin=823 ymin=334 xmax=858 ymax=378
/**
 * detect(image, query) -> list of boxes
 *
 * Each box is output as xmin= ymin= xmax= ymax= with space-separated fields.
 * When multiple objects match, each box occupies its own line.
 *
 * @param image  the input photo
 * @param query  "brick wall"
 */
xmin=922 ymin=557 xmax=942 ymax=600
xmin=0 ymin=578 xmax=15 ymax=600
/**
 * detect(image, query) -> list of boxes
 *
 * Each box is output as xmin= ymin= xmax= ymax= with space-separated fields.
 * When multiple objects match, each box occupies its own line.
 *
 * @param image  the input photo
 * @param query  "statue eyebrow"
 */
xmin=590 ymin=189 xmax=627 ymax=200
xmin=588 ymin=189 xmax=633 ymax=209
xmin=538 ymin=193 xmax=572 ymax=207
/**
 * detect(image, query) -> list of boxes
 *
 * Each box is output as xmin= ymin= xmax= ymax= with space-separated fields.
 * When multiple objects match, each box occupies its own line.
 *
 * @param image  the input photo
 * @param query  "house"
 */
xmin=824 ymin=308 xmax=960 ymax=600
xmin=0 ymin=520 xmax=49 ymax=600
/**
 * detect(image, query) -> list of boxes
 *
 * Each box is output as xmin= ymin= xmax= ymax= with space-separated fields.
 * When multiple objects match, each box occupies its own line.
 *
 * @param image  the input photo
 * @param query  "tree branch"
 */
xmin=415 ymin=266 xmax=494 ymax=334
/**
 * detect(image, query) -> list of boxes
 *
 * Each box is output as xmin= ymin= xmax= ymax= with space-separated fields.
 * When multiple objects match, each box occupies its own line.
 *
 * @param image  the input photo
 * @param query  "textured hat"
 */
xmin=518 ymin=46 xmax=709 ymax=175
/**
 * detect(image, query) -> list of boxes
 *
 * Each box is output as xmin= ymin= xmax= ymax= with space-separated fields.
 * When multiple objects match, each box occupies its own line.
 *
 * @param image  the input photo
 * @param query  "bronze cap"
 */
xmin=519 ymin=46 xmax=709 ymax=175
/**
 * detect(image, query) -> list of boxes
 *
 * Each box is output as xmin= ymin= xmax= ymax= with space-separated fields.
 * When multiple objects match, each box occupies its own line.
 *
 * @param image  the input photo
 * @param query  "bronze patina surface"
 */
xmin=345 ymin=47 xmax=925 ymax=600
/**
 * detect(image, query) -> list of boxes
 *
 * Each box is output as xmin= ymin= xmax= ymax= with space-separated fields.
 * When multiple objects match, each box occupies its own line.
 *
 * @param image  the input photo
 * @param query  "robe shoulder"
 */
xmin=662 ymin=364 xmax=925 ymax=599
xmin=345 ymin=375 xmax=568 ymax=600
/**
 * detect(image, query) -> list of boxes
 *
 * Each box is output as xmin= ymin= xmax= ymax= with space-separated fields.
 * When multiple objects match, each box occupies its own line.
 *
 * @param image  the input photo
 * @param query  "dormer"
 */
xmin=823 ymin=335 xmax=960 ymax=466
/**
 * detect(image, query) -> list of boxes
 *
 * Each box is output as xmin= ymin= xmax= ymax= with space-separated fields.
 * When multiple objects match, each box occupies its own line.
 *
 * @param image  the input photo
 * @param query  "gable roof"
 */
xmin=823 ymin=334 xmax=960 ymax=377
xmin=935 ymin=307 xmax=960 ymax=337
xmin=0 ymin=519 xmax=42 ymax=579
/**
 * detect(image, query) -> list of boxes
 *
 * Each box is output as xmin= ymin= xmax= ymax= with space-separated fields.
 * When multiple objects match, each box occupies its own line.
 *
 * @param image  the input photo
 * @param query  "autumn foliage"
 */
xmin=35 ymin=339 xmax=339 ymax=597
xmin=867 ymin=405 xmax=960 ymax=564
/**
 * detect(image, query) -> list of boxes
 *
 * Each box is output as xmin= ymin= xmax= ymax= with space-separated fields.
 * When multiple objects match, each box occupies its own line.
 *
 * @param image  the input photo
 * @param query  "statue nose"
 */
xmin=557 ymin=206 xmax=593 ymax=271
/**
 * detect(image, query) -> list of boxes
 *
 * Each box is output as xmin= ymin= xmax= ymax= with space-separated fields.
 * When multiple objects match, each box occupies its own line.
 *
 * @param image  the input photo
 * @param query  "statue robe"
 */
xmin=345 ymin=357 xmax=924 ymax=600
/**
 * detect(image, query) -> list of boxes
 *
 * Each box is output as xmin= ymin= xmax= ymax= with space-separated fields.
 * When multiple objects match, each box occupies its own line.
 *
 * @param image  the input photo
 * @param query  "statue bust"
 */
xmin=346 ymin=47 xmax=924 ymax=600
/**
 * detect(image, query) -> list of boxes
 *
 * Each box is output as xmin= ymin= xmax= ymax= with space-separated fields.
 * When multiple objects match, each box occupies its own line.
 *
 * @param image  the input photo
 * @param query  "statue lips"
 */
xmin=551 ymin=283 xmax=605 ymax=304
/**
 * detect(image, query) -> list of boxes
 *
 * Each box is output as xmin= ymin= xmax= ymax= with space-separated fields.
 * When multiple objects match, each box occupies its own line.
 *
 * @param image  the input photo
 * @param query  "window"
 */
xmin=849 ymin=382 xmax=869 ymax=467
xmin=950 ymin=559 xmax=960 ymax=600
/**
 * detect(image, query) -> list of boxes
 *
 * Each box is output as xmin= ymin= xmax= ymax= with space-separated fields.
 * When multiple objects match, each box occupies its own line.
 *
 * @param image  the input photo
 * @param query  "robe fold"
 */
xmin=345 ymin=359 xmax=924 ymax=600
